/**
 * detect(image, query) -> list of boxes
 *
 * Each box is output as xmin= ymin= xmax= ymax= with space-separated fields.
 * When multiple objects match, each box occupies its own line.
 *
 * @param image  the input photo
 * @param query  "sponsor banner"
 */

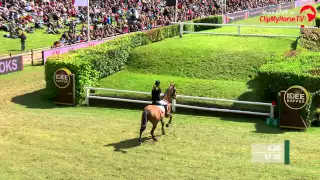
xmin=267 ymin=4 xmax=280 ymax=13
xmin=283 ymin=85 xmax=309 ymax=110
xmin=74 ymin=0 xmax=88 ymax=6
xmin=279 ymin=86 xmax=309 ymax=130
xmin=281 ymin=2 xmax=296 ymax=10
xmin=224 ymin=11 xmax=249 ymax=23
xmin=54 ymin=68 xmax=72 ymax=89
xmin=0 ymin=56 xmax=23 ymax=75
xmin=53 ymin=68 xmax=75 ymax=106
xmin=223 ymin=2 xmax=295 ymax=23
xmin=295 ymin=0 xmax=315 ymax=7
xmin=249 ymin=7 xmax=267 ymax=18
xmin=43 ymin=39 xmax=106 ymax=64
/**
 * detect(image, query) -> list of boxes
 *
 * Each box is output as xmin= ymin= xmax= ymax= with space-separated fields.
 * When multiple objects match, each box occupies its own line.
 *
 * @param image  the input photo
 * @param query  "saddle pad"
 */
xmin=157 ymin=105 xmax=165 ymax=113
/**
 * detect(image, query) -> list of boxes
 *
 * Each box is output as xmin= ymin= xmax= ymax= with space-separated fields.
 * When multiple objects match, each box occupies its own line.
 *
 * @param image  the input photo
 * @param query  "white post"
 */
xmin=174 ymin=0 xmax=178 ymax=22
xmin=87 ymin=0 xmax=90 ymax=42
xmin=238 ymin=25 xmax=240 ymax=35
xmin=270 ymin=105 xmax=274 ymax=118
xmin=172 ymin=98 xmax=176 ymax=112
xmin=85 ymin=88 xmax=89 ymax=106
xmin=179 ymin=22 xmax=183 ymax=38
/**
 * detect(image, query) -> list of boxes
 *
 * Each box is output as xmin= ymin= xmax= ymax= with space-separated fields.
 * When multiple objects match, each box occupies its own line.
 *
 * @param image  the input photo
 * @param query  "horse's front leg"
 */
xmin=166 ymin=115 xmax=173 ymax=127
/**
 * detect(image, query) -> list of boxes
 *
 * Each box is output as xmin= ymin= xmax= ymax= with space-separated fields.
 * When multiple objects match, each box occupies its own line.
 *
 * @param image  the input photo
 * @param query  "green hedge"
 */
xmin=300 ymin=28 xmax=320 ymax=51
xmin=305 ymin=90 xmax=320 ymax=126
xmin=182 ymin=16 xmax=222 ymax=32
xmin=45 ymin=25 xmax=185 ymax=104
xmin=45 ymin=16 xmax=222 ymax=105
xmin=146 ymin=25 xmax=180 ymax=42
xmin=193 ymin=16 xmax=222 ymax=31
xmin=316 ymin=17 xmax=320 ymax=28
xmin=78 ymin=33 xmax=150 ymax=78
xmin=45 ymin=53 xmax=100 ymax=105
xmin=257 ymin=51 xmax=320 ymax=100
xmin=258 ymin=51 xmax=320 ymax=126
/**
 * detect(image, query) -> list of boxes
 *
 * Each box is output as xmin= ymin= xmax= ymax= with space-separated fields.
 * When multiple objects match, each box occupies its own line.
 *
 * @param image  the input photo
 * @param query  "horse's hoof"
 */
xmin=139 ymin=142 xmax=143 ymax=146
xmin=162 ymin=132 xmax=165 ymax=135
xmin=166 ymin=124 xmax=169 ymax=127
xmin=152 ymin=138 xmax=158 ymax=141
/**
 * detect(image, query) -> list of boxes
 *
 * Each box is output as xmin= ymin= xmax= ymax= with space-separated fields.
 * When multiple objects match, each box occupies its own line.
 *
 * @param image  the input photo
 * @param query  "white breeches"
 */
xmin=156 ymin=100 xmax=168 ymax=106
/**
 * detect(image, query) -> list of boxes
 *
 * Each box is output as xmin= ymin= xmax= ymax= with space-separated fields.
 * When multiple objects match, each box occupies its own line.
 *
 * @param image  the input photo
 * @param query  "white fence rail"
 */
xmin=171 ymin=22 xmax=318 ymax=38
xmin=84 ymin=87 xmax=275 ymax=118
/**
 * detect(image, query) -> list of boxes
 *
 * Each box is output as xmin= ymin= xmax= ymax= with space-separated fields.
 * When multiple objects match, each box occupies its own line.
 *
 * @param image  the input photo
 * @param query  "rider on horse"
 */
xmin=151 ymin=80 xmax=169 ymax=117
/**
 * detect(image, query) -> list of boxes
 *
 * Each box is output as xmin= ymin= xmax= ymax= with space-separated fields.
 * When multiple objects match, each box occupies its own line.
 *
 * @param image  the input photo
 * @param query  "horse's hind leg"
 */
xmin=150 ymin=121 xmax=158 ymax=141
xmin=139 ymin=123 xmax=146 ymax=144
xmin=161 ymin=119 xmax=165 ymax=135
xmin=139 ymin=110 xmax=149 ymax=145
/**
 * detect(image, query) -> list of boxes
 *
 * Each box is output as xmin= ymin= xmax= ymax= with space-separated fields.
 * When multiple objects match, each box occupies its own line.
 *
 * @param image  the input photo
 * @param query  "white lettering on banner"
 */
xmin=12 ymin=60 xmax=17 ymax=70
xmin=56 ymin=74 xmax=69 ymax=83
xmin=5 ymin=60 xmax=12 ymax=71
xmin=286 ymin=93 xmax=305 ymax=103
xmin=0 ymin=62 xmax=5 ymax=73
xmin=262 ymin=9 xmax=288 ymax=15
xmin=0 ymin=59 xmax=19 ymax=74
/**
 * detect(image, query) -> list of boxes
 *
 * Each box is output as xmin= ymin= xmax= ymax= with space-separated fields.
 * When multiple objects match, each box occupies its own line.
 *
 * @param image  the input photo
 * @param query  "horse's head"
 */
xmin=164 ymin=82 xmax=176 ymax=101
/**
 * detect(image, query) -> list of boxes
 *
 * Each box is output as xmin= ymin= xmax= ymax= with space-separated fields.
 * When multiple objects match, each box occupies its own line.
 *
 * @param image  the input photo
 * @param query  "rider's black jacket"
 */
xmin=151 ymin=86 xmax=161 ymax=103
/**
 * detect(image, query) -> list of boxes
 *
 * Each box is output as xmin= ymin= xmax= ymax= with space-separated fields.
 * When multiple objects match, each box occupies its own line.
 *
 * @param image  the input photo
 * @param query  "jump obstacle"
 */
xmin=84 ymin=87 xmax=275 ymax=118
xmin=170 ymin=22 xmax=318 ymax=38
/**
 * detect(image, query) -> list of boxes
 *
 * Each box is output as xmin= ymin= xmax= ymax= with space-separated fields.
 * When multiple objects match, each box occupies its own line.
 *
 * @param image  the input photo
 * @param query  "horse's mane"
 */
xmin=163 ymin=85 xmax=172 ymax=97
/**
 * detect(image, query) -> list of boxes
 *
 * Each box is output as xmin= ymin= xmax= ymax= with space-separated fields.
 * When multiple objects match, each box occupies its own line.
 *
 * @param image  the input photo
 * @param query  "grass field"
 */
xmin=2 ymin=5 xmax=320 ymax=179
xmin=1 ymin=66 xmax=320 ymax=180
xmin=127 ymin=35 xmax=295 ymax=81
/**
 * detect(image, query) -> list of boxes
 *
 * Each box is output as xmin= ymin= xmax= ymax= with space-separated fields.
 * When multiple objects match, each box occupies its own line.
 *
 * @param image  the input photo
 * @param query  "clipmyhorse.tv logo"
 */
xmin=260 ymin=5 xmax=316 ymax=23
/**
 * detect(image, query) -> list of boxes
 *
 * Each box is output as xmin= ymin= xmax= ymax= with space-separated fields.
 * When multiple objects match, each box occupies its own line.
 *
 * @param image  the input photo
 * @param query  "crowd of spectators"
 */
xmin=0 ymin=0 xmax=295 ymax=48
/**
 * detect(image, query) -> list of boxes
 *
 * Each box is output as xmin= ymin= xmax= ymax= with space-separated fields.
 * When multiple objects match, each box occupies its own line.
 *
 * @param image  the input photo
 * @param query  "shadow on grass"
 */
xmin=253 ymin=121 xmax=295 ymax=134
xmin=7 ymin=49 xmax=22 ymax=52
xmin=11 ymin=88 xmax=60 ymax=109
xmin=104 ymin=136 xmax=159 ymax=153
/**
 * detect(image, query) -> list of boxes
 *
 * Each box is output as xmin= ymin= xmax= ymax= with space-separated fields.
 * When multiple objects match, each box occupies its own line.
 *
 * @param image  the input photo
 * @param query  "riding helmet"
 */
xmin=155 ymin=80 xmax=160 ymax=86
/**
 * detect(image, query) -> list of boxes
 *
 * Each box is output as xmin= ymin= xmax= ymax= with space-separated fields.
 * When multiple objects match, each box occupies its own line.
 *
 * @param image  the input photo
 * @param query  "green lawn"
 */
xmin=128 ymin=35 xmax=295 ymax=81
xmin=1 ymin=66 xmax=320 ymax=180
xmin=0 ymin=28 xmax=62 ymax=55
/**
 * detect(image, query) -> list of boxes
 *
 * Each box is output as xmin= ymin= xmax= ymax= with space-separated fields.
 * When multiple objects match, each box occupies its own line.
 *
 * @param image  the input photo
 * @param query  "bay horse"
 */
xmin=139 ymin=83 xmax=176 ymax=144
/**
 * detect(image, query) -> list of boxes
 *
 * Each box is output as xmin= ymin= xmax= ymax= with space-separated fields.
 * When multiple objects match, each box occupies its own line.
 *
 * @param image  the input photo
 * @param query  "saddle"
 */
xmin=152 ymin=101 xmax=169 ymax=117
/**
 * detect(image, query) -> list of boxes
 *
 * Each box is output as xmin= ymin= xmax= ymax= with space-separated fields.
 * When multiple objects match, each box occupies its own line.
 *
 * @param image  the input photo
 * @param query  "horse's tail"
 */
xmin=140 ymin=109 xmax=149 ymax=131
